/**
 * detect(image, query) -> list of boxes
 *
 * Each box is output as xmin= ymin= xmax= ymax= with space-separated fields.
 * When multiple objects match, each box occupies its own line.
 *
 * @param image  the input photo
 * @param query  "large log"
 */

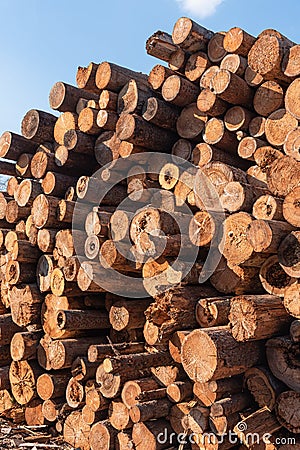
xmin=21 ymin=109 xmax=57 ymax=142
xmin=278 ymin=231 xmax=300 ymax=277
xmin=9 ymin=360 xmax=43 ymax=405
xmin=76 ymin=62 xmax=100 ymax=93
xmin=172 ymin=18 xmax=213 ymax=52
xmin=181 ymin=327 xmax=263 ymax=382
xmin=259 ymin=254 xmax=297 ymax=296
xmin=244 ymin=366 xmax=286 ymax=410
xmin=0 ymin=131 xmax=37 ymax=159
xmin=266 ymin=335 xmax=300 ymax=392
xmin=275 ymin=391 xmax=300 ymax=434
xmin=95 ymin=61 xmax=148 ymax=91
xmin=229 ymin=294 xmax=292 ymax=341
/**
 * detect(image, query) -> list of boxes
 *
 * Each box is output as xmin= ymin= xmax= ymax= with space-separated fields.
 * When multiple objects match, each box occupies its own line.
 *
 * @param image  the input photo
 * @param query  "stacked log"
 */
xmin=0 ymin=15 xmax=299 ymax=450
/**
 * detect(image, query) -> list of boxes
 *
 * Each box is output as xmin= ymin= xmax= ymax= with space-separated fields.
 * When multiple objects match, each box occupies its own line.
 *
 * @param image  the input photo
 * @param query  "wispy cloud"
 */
xmin=176 ymin=0 xmax=223 ymax=19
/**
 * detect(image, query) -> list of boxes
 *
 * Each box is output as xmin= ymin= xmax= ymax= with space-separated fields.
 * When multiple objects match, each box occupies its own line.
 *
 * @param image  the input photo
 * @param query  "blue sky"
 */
xmin=0 ymin=0 xmax=299 ymax=134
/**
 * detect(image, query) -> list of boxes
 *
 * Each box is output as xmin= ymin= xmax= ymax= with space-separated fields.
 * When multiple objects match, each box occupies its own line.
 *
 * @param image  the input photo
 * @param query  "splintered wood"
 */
xmin=0 ymin=15 xmax=299 ymax=450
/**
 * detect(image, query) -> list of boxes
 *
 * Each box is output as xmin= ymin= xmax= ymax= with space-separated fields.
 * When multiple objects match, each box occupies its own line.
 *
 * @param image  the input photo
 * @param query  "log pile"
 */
xmin=0 ymin=16 xmax=299 ymax=450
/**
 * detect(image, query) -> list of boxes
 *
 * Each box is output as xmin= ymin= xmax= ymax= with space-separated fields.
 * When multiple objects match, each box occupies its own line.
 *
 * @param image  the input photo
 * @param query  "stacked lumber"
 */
xmin=0 ymin=15 xmax=299 ymax=450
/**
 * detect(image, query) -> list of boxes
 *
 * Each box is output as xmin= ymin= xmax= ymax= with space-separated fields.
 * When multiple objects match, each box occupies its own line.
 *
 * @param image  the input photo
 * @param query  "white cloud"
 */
xmin=176 ymin=0 xmax=223 ymax=19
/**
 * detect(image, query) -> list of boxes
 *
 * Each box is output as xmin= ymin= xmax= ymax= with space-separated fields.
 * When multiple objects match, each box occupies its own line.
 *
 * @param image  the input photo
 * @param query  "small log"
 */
xmin=99 ymin=89 xmax=118 ymax=110
xmin=6 ymin=260 xmax=36 ymax=285
xmin=94 ymin=131 xmax=121 ymax=166
xmin=200 ymin=65 xmax=219 ymax=89
xmin=259 ymin=254 xmax=297 ymax=296
xmin=265 ymin=109 xmax=298 ymax=147
xmin=181 ymin=327 xmax=263 ymax=382
xmin=169 ymin=401 xmax=209 ymax=435
xmin=85 ymin=386 xmax=110 ymax=412
xmin=10 ymin=284 xmax=43 ymax=327
xmin=247 ymin=219 xmax=294 ymax=253
xmin=196 ymin=297 xmax=231 ymax=328
xmin=66 ymin=376 xmax=84 ymax=408
xmin=203 ymin=118 xmax=238 ymax=152
xmin=192 ymin=142 xmax=249 ymax=170
xmin=130 ymin=398 xmax=171 ymax=423
xmin=6 ymin=201 xmax=31 ymax=223
xmin=54 ymin=111 xmax=78 ymax=144
xmin=282 ymin=185 xmax=300 ymax=227
xmin=176 ymin=103 xmax=207 ymax=139
xmin=207 ymin=31 xmax=227 ymax=63
xmin=220 ymin=53 xmax=247 ymax=76
xmin=210 ymin=69 xmax=253 ymax=107
xmin=286 ymin=77 xmax=300 ymax=117
xmin=109 ymin=298 xmax=150 ymax=331
xmin=148 ymin=64 xmax=176 ymax=90
xmin=37 ymin=371 xmax=69 ymax=400
xmin=63 ymin=128 xmax=95 ymax=153
xmin=223 ymin=27 xmax=256 ymax=57
xmin=172 ymin=17 xmax=213 ymax=52
xmin=162 ymin=74 xmax=200 ymax=106
xmin=49 ymin=81 xmax=98 ymax=112
xmin=244 ymin=366 xmax=286 ymax=410
xmin=15 ymin=179 xmax=42 ymax=207
xmin=78 ymin=106 xmax=101 ymax=134
xmin=142 ymin=96 xmax=180 ymax=131
xmin=36 ymin=254 xmax=55 ymax=292
xmin=71 ymin=356 xmax=98 ymax=382
xmin=185 ymin=51 xmax=211 ymax=82
xmin=21 ymin=109 xmax=57 ymax=142
xmin=10 ymin=331 xmax=42 ymax=362
xmin=76 ymin=62 xmax=100 ymax=93
xmin=88 ymin=342 xmax=145 ymax=363
xmin=55 ymin=309 xmax=110 ymax=332
xmin=15 ymin=153 xmax=32 ymax=177
xmin=249 ymin=116 xmax=266 ymax=138
xmin=49 ymin=336 xmax=107 ymax=370
xmin=210 ymin=392 xmax=251 ymax=417
xmin=224 ymin=106 xmax=254 ymax=132
xmin=166 ymin=381 xmax=193 ymax=403
xmin=220 ymin=212 xmax=253 ymax=265
xmin=121 ymin=377 xmax=160 ymax=408
xmin=252 ymin=194 xmax=284 ymax=221
xmin=193 ymin=376 xmax=243 ymax=407
xmin=172 ymin=138 xmax=192 ymax=161
xmin=197 ymin=88 xmax=228 ymax=117
xmin=229 ymin=294 xmax=292 ymax=341
xmin=254 ymin=81 xmax=284 ymax=116
xmin=168 ymin=330 xmax=190 ymax=363
xmin=89 ymin=420 xmax=117 ymax=450
xmin=7 ymin=176 xmax=20 ymax=196
xmin=97 ymin=109 xmax=119 ymax=131
xmin=146 ymin=30 xmax=178 ymax=62
xmin=103 ymin=351 xmax=173 ymax=374
xmin=11 ymin=239 xmax=40 ymax=263
xmin=82 ymin=404 xmax=107 ymax=425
